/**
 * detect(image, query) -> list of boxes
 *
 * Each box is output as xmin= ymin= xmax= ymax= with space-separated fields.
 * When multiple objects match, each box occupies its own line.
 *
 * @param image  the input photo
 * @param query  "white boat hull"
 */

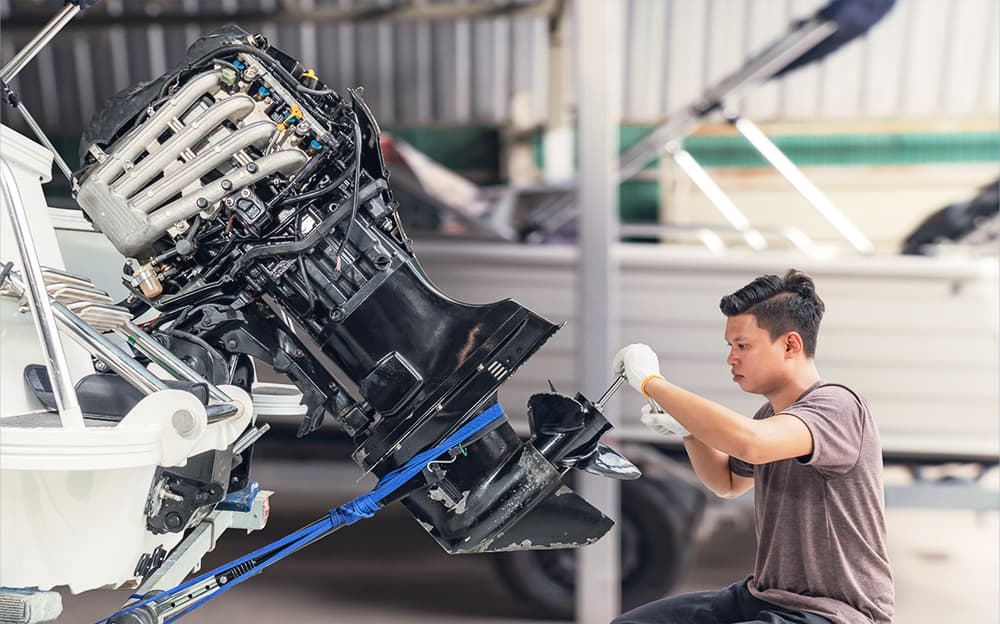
xmin=0 ymin=126 xmax=255 ymax=593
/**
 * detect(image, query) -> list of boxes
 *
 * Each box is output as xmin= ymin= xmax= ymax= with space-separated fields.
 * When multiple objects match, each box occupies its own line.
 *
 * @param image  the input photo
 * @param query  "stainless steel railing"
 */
xmin=1 ymin=155 xmax=241 ymax=425
xmin=0 ymin=157 xmax=84 ymax=427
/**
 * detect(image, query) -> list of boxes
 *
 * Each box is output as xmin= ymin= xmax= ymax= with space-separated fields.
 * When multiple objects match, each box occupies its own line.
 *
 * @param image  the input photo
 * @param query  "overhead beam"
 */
xmin=0 ymin=0 xmax=560 ymax=32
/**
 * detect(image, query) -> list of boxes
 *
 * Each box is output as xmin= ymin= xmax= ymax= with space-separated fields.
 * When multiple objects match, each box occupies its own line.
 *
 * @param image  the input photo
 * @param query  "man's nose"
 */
xmin=726 ymin=350 xmax=737 ymax=365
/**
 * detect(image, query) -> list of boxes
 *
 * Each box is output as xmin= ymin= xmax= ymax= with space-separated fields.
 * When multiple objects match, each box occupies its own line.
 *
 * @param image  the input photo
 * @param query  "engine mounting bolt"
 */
xmin=196 ymin=197 xmax=208 ymax=209
xmin=247 ymin=162 xmax=259 ymax=174
xmin=221 ymin=179 xmax=233 ymax=191
xmin=226 ymin=339 xmax=239 ymax=351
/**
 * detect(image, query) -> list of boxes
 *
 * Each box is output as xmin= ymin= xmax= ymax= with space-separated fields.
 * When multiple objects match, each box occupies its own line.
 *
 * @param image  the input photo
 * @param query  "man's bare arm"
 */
xmin=683 ymin=436 xmax=754 ymax=498
xmin=645 ymin=377 xmax=813 ymax=465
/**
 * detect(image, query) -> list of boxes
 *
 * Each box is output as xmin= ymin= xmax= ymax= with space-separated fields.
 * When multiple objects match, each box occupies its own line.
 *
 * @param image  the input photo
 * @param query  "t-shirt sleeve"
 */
xmin=729 ymin=403 xmax=769 ymax=477
xmin=783 ymin=385 xmax=865 ymax=476
xmin=729 ymin=455 xmax=754 ymax=478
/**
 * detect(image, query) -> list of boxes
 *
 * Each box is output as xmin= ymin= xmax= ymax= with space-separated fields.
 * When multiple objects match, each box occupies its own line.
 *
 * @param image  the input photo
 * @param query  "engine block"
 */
xmin=75 ymin=26 xmax=637 ymax=554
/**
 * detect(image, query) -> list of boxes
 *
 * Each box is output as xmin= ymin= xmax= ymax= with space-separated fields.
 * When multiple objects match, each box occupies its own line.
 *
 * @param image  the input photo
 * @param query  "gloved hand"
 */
xmin=640 ymin=403 xmax=690 ymax=438
xmin=611 ymin=343 xmax=664 ymax=396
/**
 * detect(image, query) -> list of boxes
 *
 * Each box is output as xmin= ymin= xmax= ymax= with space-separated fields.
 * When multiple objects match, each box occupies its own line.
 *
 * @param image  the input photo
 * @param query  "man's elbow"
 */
xmin=706 ymin=479 xmax=744 ymax=499
xmin=705 ymin=484 xmax=730 ymax=498
xmin=710 ymin=483 xmax=749 ymax=499
xmin=715 ymin=488 xmax=745 ymax=500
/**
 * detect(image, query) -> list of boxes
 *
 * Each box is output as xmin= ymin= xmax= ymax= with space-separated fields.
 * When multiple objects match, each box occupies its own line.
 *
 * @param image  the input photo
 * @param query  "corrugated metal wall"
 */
xmin=0 ymin=0 xmax=996 ymax=136
xmin=412 ymin=242 xmax=1000 ymax=455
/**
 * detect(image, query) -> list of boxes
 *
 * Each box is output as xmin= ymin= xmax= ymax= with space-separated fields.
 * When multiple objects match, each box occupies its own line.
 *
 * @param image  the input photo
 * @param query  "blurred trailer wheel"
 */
xmin=491 ymin=473 xmax=706 ymax=619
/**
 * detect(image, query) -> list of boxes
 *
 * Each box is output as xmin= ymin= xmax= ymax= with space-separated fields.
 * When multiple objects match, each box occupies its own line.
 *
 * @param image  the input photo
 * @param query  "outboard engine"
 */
xmin=74 ymin=27 xmax=638 ymax=554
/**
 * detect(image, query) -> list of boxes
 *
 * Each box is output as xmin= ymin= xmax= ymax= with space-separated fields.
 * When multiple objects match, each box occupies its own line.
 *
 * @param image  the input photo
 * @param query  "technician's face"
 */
xmin=724 ymin=314 xmax=787 ymax=395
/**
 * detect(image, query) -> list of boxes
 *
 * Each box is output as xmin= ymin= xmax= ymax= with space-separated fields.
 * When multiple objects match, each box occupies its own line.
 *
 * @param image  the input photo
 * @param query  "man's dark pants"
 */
xmin=612 ymin=580 xmax=833 ymax=624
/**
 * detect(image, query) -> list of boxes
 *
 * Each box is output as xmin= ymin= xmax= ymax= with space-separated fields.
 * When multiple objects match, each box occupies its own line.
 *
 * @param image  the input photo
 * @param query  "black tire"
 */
xmin=491 ymin=476 xmax=696 ymax=619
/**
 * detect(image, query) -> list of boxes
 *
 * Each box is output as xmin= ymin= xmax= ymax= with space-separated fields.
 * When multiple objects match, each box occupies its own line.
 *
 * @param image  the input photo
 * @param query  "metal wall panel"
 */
xmin=979 ymin=0 xmax=1000 ymax=113
xmin=0 ymin=0 xmax=996 ymax=139
xmin=412 ymin=242 xmax=1000 ymax=456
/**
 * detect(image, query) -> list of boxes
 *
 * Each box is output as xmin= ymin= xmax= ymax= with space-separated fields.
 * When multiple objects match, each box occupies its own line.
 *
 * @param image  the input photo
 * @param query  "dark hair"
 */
xmin=719 ymin=269 xmax=825 ymax=357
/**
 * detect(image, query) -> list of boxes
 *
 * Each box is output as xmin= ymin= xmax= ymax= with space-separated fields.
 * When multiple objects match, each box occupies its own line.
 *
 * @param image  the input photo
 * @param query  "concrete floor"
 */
xmin=57 ymin=461 xmax=999 ymax=623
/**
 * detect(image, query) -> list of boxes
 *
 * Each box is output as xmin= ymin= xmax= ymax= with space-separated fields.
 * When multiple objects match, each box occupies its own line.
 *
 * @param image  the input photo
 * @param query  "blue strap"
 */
xmin=100 ymin=403 xmax=505 ymax=624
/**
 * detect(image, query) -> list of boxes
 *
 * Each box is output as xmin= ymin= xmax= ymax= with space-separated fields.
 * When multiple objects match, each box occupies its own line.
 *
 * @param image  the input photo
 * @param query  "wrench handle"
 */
xmin=594 ymin=374 xmax=628 ymax=410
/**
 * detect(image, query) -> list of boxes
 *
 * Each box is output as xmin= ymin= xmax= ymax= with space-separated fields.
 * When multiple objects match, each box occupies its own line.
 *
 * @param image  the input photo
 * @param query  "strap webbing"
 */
xmin=99 ymin=403 xmax=505 ymax=624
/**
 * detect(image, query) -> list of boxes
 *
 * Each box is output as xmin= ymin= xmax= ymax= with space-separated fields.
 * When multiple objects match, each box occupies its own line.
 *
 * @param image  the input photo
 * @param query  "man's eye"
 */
xmin=738 ymin=344 xmax=749 ymax=350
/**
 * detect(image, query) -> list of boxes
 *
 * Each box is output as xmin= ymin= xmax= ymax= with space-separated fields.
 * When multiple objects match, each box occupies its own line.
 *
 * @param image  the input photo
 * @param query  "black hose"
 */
xmin=200 ymin=245 xmax=240 ymax=283
xmin=333 ymin=112 xmax=364 ymax=268
xmin=184 ymin=216 xmax=204 ymax=243
xmin=278 ymin=163 xmax=355 ymax=207
xmin=295 ymin=211 xmax=316 ymax=315
xmin=297 ymin=84 xmax=337 ymax=96
xmin=229 ymin=178 xmax=386 ymax=273
xmin=265 ymin=151 xmax=329 ymax=211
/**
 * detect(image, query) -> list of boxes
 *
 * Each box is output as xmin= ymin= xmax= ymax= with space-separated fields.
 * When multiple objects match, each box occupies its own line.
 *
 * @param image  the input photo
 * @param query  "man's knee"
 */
xmin=610 ymin=604 xmax=672 ymax=624
xmin=610 ymin=583 xmax=743 ymax=624
xmin=610 ymin=615 xmax=649 ymax=624
xmin=609 ymin=596 xmax=690 ymax=624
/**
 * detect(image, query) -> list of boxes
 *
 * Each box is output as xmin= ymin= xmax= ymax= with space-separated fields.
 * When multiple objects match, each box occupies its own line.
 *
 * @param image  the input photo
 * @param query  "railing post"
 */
xmin=0 ymin=158 xmax=84 ymax=427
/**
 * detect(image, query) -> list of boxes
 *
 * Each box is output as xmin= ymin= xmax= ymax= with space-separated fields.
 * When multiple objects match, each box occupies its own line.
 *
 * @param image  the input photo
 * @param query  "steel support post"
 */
xmin=543 ymin=1 xmax=573 ymax=183
xmin=0 ymin=158 xmax=84 ymax=428
xmin=573 ymin=1 xmax=623 ymax=622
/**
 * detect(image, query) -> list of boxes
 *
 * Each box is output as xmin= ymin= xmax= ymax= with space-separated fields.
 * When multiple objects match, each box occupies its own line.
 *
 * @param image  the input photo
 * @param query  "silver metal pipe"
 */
xmin=0 ymin=159 xmax=85 ymax=428
xmin=778 ymin=226 xmax=823 ymax=258
xmin=669 ymin=147 xmax=768 ymax=251
xmin=8 ymin=276 xmax=242 ymax=416
xmin=617 ymin=19 xmax=837 ymax=183
xmin=112 ymin=95 xmax=256 ymax=198
xmin=2 ymin=273 xmax=239 ymax=422
xmin=729 ymin=115 xmax=875 ymax=255
xmin=685 ymin=21 xmax=838 ymax=127
xmin=147 ymin=149 xmax=306 ymax=230
xmin=133 ymin=121 xmax=277 ymax=213
xmin=595 ymin=375 xmax=627 ymax=411
xmin=0 ymin=4 xmax=79 ymax=84
xmin=232 ymin=423 xmax=271 ymax=454
xmin=205 ymin=403 xmax=240 ymax=423
xmin=9 ymin=99 xmax=75 ymax=184
xmin=91 ymin=70 xmax=222 ymax=184
xmin=694 ymin=228 xmax=728 ymax=253
xmin=48 ymin=299 xmax=168 ymax=396
xmin=0 ymin=2 xmax=83 ymax=188
xmin=119 ymin=321 xmax=231 ymax=403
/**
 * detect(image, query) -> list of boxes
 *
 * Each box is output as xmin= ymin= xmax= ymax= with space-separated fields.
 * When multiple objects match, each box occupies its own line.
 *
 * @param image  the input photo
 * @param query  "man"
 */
xmin=611 ymin=270 xmax=893 ymax=624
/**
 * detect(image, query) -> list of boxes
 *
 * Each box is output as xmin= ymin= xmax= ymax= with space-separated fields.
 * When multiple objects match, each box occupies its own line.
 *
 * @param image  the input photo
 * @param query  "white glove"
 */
xmin=611 ymin=343 xmax=663 ymax=395
xmin=640 ymin=403 xmax=689 ymax=438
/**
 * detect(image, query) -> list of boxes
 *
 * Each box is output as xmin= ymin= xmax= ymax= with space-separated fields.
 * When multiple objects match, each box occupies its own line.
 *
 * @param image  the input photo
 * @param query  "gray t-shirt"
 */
xmin=729 ymin=382 xmax=894 ymax=624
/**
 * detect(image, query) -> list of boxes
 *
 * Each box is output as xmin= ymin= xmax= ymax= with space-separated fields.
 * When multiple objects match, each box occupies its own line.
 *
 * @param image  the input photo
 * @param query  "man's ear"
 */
xmin=784 ymin=332 xmax=804 ymax=357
